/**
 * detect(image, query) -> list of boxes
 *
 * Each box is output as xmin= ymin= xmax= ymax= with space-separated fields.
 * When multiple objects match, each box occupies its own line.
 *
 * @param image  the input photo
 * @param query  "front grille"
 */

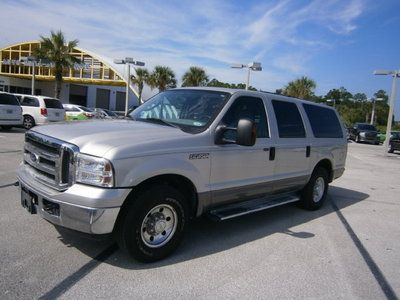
xmin=23 ymin=132 xmax=79 ymax=191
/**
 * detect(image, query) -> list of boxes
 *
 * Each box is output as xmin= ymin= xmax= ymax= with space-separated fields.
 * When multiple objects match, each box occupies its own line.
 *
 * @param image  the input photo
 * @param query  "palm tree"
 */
xmin=131 ymin=68 xmax=149 ymax=104
xmin=34 ymin=30 xmax=80 ymax=99
xmin=283 ymin=76 xmax=316 ymax=100
xmin=181 ymin=66 xmax=209 ymax=87
xmin=148 ymin=66 xmax=177 ymax=92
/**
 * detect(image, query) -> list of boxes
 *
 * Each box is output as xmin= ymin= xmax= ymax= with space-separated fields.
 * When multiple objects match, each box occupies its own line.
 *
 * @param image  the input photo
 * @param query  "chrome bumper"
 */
xmin=17 ymin=164 xmax=131 ymax=234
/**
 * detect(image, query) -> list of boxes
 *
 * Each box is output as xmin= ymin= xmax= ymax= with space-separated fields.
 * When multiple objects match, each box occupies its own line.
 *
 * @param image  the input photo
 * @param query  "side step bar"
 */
xmin=208 ymin=194 xmax=300 ymax=221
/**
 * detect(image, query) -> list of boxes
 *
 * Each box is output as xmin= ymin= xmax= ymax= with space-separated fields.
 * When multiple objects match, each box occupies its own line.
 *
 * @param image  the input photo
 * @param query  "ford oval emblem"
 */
xmin=30 ymin=152 xmax=39 ymax=163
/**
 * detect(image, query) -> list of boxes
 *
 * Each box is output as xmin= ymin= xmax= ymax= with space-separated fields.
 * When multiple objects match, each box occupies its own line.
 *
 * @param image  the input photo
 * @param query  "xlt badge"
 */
xmin=189 ymin=153 xmax=209 ymax=160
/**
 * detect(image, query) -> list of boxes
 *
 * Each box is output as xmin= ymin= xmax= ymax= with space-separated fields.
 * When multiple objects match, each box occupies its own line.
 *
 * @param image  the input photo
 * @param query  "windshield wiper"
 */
xmin=136 ymin=118 xmax=181 ymax=129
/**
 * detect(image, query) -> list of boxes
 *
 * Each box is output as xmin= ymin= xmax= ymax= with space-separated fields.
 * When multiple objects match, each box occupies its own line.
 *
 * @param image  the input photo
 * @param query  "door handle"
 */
xmin=269 ymin=147 xmax=276 ymax=161
xmin=306 ymin=146 xmax=311 ymax=157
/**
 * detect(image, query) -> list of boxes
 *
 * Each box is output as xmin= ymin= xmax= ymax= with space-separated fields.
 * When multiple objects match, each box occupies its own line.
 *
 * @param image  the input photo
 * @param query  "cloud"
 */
xmin=0 ymin=0 xmax=364 ymax=94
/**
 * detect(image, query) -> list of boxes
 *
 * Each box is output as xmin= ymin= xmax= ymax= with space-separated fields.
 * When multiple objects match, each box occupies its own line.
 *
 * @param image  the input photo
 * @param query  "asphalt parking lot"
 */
xmin=0 ymin=128 xmax=399 ymax=299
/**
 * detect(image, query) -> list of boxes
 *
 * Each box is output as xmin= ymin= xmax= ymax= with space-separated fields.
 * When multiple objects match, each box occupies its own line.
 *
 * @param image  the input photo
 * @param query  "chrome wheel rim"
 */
xmin=140 ymin=203 xmax=178 ymax=248
xmin=313 ymin=177 xmax=325 ymax=203
xmin=23 ymin=117 xmax=33 ymax=129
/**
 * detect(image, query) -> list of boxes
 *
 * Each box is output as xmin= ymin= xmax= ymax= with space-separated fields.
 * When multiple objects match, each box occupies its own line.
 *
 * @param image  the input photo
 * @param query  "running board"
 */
xmin=208 ymin=194 xmax=300 ymax=221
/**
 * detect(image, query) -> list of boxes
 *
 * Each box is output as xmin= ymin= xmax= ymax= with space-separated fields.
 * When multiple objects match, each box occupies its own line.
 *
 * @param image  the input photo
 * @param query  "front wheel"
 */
xmin=115 ymin=185 xmax=189 ymax=262
xmin=300 ymin=167 xmax=329 ymax=210
xmin=355 ymin=135 xmax=360 ymax=143
xmin=388 ymin=145 xmax=394 ymax=153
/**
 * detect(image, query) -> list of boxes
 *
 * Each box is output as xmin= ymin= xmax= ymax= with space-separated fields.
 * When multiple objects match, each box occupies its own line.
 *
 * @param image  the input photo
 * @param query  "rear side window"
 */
xmin=0 ymin=94 xmax=20 ymax=106
xmin=303 ymin=104 xmax=343 ymax=138
xmin=272 ymin=100 xmax=305 ymax=138
xmin=44 ymin=98 xmax=63 ymax=109
xmin=21 ymin=96 xmax=39 ymax=107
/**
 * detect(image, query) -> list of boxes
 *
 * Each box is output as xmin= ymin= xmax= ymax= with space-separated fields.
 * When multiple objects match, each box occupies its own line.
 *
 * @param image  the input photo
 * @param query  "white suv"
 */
xmin=0 ymin=92 xmax=23 ymax=130
xmin=14 ymin=94 xmax=65 ymax=129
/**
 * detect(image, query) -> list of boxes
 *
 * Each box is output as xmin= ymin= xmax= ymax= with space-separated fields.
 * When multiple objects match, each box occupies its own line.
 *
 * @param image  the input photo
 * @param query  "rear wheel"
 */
xmin=115 ymin=185 xmax=189 ymax=262
xmin=300 ymin=167 xmax=329 ymax=210
xmin=23 ymin=115 xmax=35 ymax=130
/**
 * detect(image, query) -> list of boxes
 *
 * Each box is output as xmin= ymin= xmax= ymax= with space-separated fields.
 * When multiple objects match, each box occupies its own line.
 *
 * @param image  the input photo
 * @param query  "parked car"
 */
xmin=348 ymin=123 xmax=379 ymax=144
xmin=94 ymin=108 xmax=118 ymax=119
xmin=388 ymin=131 xmax=400 ymax=153
xmin=0 ymin=92 xmax=23 ymax=130
xmin=17 ymin=88 xmax=347 ymax=262
xmin=13 ymin=94 xmax=65 ymax=130
xmin=63 ymin=104 xmax=95 ymax=120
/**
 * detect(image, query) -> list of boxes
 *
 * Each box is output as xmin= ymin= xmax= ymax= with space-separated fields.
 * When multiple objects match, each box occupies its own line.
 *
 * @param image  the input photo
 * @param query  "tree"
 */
xmin=131 ymin=68 xmax=149 ymax=104
xmin=374 ymin=89 xmax=389 ymax=103
xmin=324 ymin=87 xmax=353 ymax=103
xmin=34 ymin=30 xmax=80 ymax=99
xmin=181 ymin=66 xmax=209 ymax=87
xmin=353 ymin=93 xmax=367 ymax=102
xmin=283 ymin=76 xmax=316 ymax=100
xmin=147 ymin=66 xmax=177 ymax=92
xmin=206 ymin=78 xmax=257 ymax=90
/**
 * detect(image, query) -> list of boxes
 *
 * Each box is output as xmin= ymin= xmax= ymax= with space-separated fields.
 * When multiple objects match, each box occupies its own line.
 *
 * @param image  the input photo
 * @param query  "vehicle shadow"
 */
xmin=55 ymin=185 xmax=369 ymax=269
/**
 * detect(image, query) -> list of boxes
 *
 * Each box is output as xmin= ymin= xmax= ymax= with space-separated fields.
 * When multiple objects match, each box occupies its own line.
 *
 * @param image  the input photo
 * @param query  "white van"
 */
xmin=14 ymin=94 xmax=66 ymax=129
xmin=0 ymin=92 xmax=23 ymax=130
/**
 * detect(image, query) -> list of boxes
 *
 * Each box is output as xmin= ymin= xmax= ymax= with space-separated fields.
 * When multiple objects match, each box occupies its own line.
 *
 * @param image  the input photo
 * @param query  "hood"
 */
xmin=31 ymin=119 xmax=194 ymax=158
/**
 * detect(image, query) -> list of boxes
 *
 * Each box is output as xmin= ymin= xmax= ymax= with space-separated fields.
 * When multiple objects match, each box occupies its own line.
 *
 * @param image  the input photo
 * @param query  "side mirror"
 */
xmin=236 ymin=118 xmax=257 ymax=146
xmin=215 ymin=118 xmax=257 ymax=146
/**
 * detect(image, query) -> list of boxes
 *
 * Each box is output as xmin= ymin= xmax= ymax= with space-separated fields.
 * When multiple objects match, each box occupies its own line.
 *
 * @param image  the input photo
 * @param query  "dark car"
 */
xmin=388 ymin=131 xmax=400 ymax=153
xmin=349 ymin=123 xmax=379 ymax=144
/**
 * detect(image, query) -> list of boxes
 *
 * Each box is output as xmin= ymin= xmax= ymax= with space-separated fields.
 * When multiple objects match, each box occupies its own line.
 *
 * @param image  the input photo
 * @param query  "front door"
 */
xmin=210 ymin=96 xmax=275 ymax=207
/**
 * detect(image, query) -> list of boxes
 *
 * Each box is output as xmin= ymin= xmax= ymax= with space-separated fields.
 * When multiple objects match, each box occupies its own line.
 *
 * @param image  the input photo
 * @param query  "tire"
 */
xmin=115 ymin=185 xmax=189 ymax=262
xmin=388 ymin=145 xmax=394 ymax=153
xmin=300 ymin=167 xmax=329 ymax=210
xmin=23 ymin=115 xmax=35 ymax=130
xmin=1 ymin=125 xmax=12 ymax=130
xmin=355 ymin=135 xmax=360 ymax=143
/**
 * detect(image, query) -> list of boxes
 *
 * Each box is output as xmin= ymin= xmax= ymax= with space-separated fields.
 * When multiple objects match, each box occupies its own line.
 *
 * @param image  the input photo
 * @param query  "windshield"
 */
xmin=358 ymin=124 xmax=377 ymax=131
xmin=129 ymin=89 xmax=230 ymax=133
xmin=79 ymin=106 xmax=92 ymax=112
xmin=104 ymin=109 xmax=117 ymax=117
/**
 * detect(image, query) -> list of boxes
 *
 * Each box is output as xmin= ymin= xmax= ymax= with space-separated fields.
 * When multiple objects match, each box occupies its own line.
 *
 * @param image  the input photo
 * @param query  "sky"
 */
xmin=0 ymin=0 xmax=399 ymax=119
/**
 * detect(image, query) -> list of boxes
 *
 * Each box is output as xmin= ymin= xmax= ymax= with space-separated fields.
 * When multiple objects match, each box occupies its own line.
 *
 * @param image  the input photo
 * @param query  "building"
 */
xmin=0 ymin=41 xmax=139 ymax=111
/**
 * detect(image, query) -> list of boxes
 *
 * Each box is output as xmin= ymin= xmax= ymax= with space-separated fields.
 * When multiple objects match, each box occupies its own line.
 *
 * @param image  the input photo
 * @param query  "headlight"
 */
xmin=75 ymin=153 xmax=114 ymax=187
xmin=360 ymin=132 xmax=366 ymax=137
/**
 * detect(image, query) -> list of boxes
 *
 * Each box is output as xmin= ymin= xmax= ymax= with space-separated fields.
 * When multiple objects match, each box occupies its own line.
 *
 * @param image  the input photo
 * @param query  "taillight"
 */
xmin=40 ymin=108 xmax=48 ymax=116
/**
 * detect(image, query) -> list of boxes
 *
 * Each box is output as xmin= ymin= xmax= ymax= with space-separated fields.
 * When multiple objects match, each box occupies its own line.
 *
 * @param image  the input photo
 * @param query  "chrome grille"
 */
xmin=23 ymin=132 xmax=79 ymax=190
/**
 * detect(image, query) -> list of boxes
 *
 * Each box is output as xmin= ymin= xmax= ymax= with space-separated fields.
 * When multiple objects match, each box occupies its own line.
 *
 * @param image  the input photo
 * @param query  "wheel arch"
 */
xmin=313 ymin=158 xmax=333 ymax=182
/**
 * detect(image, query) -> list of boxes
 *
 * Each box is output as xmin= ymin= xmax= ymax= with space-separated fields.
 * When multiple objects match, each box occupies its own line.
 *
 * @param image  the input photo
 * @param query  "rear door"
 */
xmin=270 ymin=99 xmax=310 ymax=194
xmin=0 ymin=93 xmax=22 ymax=121
xmin=43 ymin=98 xmax=65 ymax=121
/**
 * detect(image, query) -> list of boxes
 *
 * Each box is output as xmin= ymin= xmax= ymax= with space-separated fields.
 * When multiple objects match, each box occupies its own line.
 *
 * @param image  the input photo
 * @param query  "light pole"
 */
xmin=370 ymin=97 xmax=383 ymax=125
xmin=373 ymin=69 xmax=399 ymax=153
xmin=231 ymin=62 xmax=262 ymax=90
xmin=20 ymin=56 xmax=37 ymax=95
xmin=114 ymin=57 xmax=145 ymax=115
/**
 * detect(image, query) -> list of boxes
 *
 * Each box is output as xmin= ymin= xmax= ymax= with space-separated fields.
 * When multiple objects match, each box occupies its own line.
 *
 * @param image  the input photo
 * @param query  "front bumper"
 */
xmin=17 ymin=164 xmax=131 ymax=234
xmin=358 ymin=135 xmax=378 ymax=143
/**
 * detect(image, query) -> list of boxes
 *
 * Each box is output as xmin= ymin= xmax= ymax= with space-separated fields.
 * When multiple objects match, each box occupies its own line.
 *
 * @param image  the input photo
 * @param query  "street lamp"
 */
xmin=326 ymin=98 xmax=336 ymax=107
xmin=20 ymin=56 xmax=37 ymax=95
xmin=113 ymin=57 xmax=145 ymax=115
xmin=231 ymin=62 xmax=262 ymax=90
xmin=370 ymin=97 xmax=383 ymax=125
xmin=373 ymin=69 xmax=399 ymax=153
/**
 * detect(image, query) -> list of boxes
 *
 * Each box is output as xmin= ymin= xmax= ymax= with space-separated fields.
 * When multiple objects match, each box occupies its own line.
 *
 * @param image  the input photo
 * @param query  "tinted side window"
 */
xmin=21 ymin=97 xmax=39 ymax=107
xmin=0 ymin=94 xmax=20 ymax=105
xmin=303 ymin=104 xmax=343 ymax=138
xmin=44 ymin=98 xmax=63 ymax=109
xmin=222 ymin=96 xmax=269 ymax=139
xmin=272 ymin=100 xmax=305 ymax=138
